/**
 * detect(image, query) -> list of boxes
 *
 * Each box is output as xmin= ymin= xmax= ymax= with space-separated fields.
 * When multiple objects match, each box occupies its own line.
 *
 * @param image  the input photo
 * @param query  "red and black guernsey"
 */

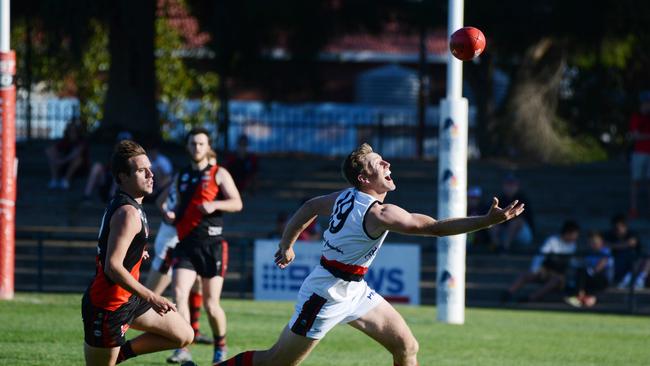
xmin=174 ymin=164 xmax=224 ymax=243
xmin=87 ymin=191 xmax=149 ymax=311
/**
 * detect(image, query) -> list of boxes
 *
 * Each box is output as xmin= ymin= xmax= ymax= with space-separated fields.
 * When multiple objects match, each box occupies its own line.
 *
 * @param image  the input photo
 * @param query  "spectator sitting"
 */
xmin=603 ymin=214 xmax=644 ymax=288
xmin=605 ymin=214 xmax=650 ymax=290
xmin=224 ymin=134 xmax=258 ymax=195
xmin=565 ymin=231 xmax=613 ymax=308
xmin=489 ymin=173 xmax=535 ymax=252
xmin=501 ymin=220 xmax=580 ymax=303
xmin=628 ymin=90 xmax=650 ymax=219
xmin=45 ymin=118 xmax=89 ymax=190
xmin=617 ymin=257 xmax=650 ymax=291
xmin=81 ymin=131 xmax=132 ymax=202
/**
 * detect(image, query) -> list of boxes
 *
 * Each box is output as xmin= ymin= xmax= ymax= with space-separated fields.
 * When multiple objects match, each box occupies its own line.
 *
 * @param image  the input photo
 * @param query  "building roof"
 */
xmin=267 ymin=27 xmax=449 ymax=64
xmin=322 ymin=27 xmax=449 ymax=63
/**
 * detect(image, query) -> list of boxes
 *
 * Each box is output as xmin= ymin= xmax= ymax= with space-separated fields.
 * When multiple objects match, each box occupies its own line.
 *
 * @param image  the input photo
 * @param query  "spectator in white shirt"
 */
xmin=501 ymin=220 xmax=580 ymax=303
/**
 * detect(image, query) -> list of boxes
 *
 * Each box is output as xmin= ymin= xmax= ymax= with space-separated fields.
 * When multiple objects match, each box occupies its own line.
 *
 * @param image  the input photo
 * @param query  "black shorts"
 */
xmin=81 ymin=291 xmax=151 ymax=348
xmin=173 ymin=238 xmax=229 ymax=278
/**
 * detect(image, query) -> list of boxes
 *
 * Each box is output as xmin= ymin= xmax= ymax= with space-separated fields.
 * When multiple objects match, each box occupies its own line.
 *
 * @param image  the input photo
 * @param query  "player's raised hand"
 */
xmin=274 ymin=245 xmax=295 ymax=269
xmin=485 ymin=197 xmax=525 ymax=226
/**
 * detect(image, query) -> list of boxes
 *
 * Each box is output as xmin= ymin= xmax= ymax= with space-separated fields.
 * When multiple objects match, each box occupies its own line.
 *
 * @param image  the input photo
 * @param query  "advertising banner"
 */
xmin=254 ymin=240 xmax=420 ymax=305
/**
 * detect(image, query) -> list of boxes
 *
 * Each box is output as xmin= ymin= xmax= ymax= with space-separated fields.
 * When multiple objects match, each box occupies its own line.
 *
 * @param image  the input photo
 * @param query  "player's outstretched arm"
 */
xmin=367 ymin=197 xmax=524 ymax=237
xmin=274 ymin=191 xmax=342 ymax=268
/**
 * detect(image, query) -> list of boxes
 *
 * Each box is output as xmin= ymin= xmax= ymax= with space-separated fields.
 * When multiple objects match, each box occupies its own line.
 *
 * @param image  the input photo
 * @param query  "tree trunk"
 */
xmin=466 ymin=51 xmax=495 ymax=158
xmin=102 ymin=0 xmax=158 ymax=142
xmin=499 ymin=38 xmax=571 ymax=162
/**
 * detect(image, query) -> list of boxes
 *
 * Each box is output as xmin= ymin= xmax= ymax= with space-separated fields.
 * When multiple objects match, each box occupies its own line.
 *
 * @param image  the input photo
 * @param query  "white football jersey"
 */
xmin=321 ymin=188 xmax=388 ymax=268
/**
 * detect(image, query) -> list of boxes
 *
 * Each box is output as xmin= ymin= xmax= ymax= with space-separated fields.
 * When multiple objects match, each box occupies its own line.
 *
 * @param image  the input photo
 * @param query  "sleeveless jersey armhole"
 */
xmin=212 ymin=164 xmax=220 ymax=185
xmin=363 ymin=200 xmax=385 ymax=240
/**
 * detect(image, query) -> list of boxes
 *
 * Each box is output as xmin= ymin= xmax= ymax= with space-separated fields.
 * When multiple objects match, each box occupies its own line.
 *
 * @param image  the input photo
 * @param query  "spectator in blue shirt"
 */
xmin=565 ymin=232 xmax=612 ymax=308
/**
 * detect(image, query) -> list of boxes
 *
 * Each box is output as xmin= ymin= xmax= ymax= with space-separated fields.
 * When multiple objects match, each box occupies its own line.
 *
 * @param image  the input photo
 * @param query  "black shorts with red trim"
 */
xmin=81 ymin=291 xmax=151 ymax=348
xmin=173 ymin=238 xmax=229 ymax=278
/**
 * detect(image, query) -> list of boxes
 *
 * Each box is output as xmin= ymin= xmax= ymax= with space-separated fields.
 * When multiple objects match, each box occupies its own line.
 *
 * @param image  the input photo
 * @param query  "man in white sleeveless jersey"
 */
xmin=217 ymin=143 xmax=525 ymax=366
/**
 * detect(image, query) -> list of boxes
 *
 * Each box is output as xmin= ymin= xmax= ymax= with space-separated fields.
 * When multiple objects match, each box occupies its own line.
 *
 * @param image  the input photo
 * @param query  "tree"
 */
xmin=13 ymin=0 xmax=158 ymax=140
xmin=101 ymin=0 xmax=158 ymax=139
xmin=13 ymin=0 xmax=223 ymax=141
xmin=465 ymin=0 xmax=650 ymax=162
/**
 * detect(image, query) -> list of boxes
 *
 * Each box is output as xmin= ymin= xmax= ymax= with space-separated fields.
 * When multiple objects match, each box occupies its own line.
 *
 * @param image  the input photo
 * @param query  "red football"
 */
xmin=449 ymin=27 xmax=486 ymax=61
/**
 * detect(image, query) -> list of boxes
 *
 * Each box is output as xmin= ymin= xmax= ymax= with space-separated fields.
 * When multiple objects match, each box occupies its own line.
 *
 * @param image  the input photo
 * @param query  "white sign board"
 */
xmin=254 ymin=239 xmax=420 ymax=305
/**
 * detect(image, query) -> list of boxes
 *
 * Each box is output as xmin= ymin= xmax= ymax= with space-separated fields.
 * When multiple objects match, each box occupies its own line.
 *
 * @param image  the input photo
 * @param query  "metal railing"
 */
xmin=16 ymin=97 xmax=80 ymax=140
xmin=15 ymin=228 xmax=255 ymax=298
xmin=13 ymin=228 xmax=645 ymax=313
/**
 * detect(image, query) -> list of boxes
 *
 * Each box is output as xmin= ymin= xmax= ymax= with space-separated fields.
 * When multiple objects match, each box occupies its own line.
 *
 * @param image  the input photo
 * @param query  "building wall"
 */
xmin=231 ymin=60 xmax=446 ymax=104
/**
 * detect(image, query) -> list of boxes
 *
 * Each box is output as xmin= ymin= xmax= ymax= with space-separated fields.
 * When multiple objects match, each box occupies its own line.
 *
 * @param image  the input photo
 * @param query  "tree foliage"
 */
xmin=466 ymin=0 xmax=650 ymax=162
xmin=12 ymin=0 xmax=220 ymax=140
xmin=12 ymin=3 xmax=109 ymax=130
xmin=155 ymin=4 xmax=219 ymax=140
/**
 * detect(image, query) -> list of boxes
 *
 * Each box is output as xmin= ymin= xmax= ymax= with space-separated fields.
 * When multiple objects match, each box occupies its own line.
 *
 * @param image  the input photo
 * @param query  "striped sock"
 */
xmin=217 ymin=351 xmax=255 ymax=366
xmin=116 ymin=341 xmax=136 ymax=364
xmin=189 ymin=291 xmax=203 ymax=336
xmin=214 ymin=334 xmax=227 ymax=348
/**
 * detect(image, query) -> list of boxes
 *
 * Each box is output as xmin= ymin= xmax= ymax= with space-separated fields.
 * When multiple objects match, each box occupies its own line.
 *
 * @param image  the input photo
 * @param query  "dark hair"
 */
xmin=611 ymin=213 xmax=626 ymax=226
xmin=186 ymin=127 xmax=212 ymax=145
xmin=112 ymin=140 xmax=146 ymax=184
xmin=341 ymin=143 xmax=374 ymax=188
xmin=560 ymin=220 xmax=580 ymax=235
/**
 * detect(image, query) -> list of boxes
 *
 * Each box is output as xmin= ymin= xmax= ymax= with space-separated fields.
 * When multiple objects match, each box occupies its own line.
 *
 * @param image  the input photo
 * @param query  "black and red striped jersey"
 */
xmin=88 ymin=191 xmax=149 ymax=311
xmin=174 ymin=164 xmax=224 ymax=242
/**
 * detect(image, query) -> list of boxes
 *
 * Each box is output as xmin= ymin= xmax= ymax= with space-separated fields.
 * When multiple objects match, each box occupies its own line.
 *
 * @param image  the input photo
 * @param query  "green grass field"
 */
xmin=1 ymin=293 xmax=649 ymax=365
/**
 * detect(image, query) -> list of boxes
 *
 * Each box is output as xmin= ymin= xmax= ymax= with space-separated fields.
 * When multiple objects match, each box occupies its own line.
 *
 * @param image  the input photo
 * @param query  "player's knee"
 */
xmin=175 ymin=323 xmax=195 ymax=348
xmin=203 ymin=300 xmax=222 ymax=316
xmin=174 ymin=288 xmax=190 ymax=303
xmin=394 ymin=335 xmax=419 ymax=358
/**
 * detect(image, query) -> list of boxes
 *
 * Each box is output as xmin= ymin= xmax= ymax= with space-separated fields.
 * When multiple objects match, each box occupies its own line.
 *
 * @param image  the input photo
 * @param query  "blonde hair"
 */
xmin=207 ymin=149 xmax=217 ymax=165
xmin=341 ymin=143 xmax=374 ymax=188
